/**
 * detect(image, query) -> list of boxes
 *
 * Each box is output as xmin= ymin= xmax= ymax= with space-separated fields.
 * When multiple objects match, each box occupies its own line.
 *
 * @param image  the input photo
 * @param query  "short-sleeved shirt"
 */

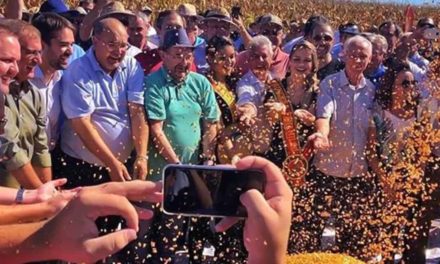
xmin=61 ymin=48 xmax=144 ymax=166
xmin=236 ymin=70 xmax=272 ymax=114
xmin=236 ymin=47 xmax=289 ymax=80
xmin=1 ymin=81 xmax=51 ymax=173
xmin=144 ymin=67 xmax=220 ymax=181
xmin=313 ymin=70 xmax=376 ymax=178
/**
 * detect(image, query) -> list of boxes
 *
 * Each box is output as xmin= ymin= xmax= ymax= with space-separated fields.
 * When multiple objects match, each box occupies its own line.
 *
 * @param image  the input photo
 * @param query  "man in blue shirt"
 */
xmin=364 ymin=34 xmax=388 ymax=89
xmin=60 ymin=17 xmax=147 ymax=187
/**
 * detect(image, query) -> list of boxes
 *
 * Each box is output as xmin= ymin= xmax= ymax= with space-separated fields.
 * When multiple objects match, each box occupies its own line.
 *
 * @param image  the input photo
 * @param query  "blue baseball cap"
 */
xmin=40 ymin=0 xmax=69 ymax=14
xmin=160 ymin=28 xmax=194 ymax=51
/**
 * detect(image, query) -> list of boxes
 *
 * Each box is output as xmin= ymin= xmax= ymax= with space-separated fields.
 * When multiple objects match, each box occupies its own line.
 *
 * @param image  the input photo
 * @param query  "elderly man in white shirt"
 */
xmin=289 ymin=36 xmax=377 ymax=260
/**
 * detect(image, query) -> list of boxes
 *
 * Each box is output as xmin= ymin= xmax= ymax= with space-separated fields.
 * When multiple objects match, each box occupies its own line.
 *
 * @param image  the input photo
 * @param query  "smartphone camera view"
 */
xmin=162 ymin=165 xmax=266 ymax=218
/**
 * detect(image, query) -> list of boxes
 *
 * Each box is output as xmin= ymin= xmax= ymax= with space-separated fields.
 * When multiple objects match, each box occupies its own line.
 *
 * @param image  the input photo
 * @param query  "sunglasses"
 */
xmin=401 ymin=80 xmax=418 ymax=88
xmin=420 ymin=23 xmax=435 ymax=29
xmin=313 ymin=34 xmax=333 ymax=42
xmin=261 ymin=28 xmax=283 ymax=36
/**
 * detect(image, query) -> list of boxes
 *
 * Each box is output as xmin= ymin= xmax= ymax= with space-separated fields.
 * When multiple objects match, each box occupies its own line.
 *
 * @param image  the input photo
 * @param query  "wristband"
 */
xmin=15 ymin=188 xmax=25 ymax=204
xmin=136 ymin=155 xmax=148 ymax=161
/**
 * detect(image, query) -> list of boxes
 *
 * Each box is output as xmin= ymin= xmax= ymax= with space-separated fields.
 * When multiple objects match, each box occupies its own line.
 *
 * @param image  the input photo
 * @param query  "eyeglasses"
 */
xmin=401 ymin=80 xmax=418 ymax=88
xmin=313 ymin=34 xmax=333 ymax=42
xmin=97 ymin=37 xmax=129 ymax=51
xmin=168 ymin=52 xmax=194 ymax=61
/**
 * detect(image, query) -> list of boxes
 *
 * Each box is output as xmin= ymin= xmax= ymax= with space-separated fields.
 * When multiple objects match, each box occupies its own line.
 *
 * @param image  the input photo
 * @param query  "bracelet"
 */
xmin=15 ymin=188 xmax=25 ymax=204
xmin=136 ymin=155 xmax=148 ymax=161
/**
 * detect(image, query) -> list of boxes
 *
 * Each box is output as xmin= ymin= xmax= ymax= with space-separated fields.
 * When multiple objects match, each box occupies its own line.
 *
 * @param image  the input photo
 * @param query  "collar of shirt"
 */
xmin=159 ymin=66 xmax=189 ymax=86
xmin=32 ymin=65 xmax=63 ymax=88
xmin=87 ymin=48 xmax=127 ymax=75
xmin=9 ymin=80 xmax=33 ymax=98
xmin=194 ymin=36 xmax=205 ymax=48
xmin=339 ymin=70 xmax=367 ymax=91
xmin=241 ymin=69 xmax=273 ymax=87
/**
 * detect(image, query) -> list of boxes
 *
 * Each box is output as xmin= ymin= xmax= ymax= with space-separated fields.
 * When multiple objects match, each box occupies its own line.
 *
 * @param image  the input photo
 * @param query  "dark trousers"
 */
xmin=53 ymin=151 xmax=143 ymax=263
xmin=288 ymin=167 xmax=379 ymax=260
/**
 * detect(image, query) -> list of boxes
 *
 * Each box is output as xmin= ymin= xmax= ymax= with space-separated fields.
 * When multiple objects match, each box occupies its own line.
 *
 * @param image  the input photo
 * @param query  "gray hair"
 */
xmin=249 ymin=35 xmax=273 ymax=57
xmin=133 ymin=11 xmax=151 ymax=25
xmin=343 ymin=35 xmax=372 ymax=55
xmin=368 ymin=34 xmax=388 ymax=54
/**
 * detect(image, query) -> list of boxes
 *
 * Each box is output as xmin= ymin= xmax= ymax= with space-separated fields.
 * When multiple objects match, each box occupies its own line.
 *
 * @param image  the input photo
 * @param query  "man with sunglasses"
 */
xmin=309 ymin=22 xmax=345 ymax=80
xmin=409 ymin=18 xmax=437 ymax=71
xmin=236 ymin=14 xmax=289 ymax=79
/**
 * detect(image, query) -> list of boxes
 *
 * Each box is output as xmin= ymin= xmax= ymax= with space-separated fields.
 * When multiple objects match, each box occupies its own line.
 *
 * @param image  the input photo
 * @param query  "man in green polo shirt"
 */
xmin=145 ymin=27 xmax=219 ymax=182
xmin=144 ymin=27 xmax=219 ymax=261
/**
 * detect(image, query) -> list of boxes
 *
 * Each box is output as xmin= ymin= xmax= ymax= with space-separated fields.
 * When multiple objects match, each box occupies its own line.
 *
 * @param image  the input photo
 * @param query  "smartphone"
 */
xmin=423 ymin=28 xmax=440 ymax=40
xmin=162 ymin=164 xmax=265 ymax=218
xmin=231 ymin=6 xmax=241 ymax=19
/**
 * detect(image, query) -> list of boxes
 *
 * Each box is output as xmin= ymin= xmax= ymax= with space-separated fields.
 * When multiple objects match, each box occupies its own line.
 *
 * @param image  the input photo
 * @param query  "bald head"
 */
xmin=94 ymin=18 xmax=127 ymax=38
xmin=92 ymin=18 xmax=129 ymax=74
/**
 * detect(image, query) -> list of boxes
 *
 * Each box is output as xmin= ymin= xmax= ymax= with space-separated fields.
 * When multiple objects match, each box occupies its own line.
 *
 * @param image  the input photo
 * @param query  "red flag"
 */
xmin=404 ymin=5 xmax=415 ymax=32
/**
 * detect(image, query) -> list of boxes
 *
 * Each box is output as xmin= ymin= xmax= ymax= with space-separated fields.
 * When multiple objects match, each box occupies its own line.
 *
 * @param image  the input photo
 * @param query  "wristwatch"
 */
xmin=15 ymin=188 xmax=25 ymax=204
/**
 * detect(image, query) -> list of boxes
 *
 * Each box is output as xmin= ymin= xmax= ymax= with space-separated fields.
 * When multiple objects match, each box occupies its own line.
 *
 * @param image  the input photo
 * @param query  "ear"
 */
xmin=158 ymin=49 xmax=166 ymax=60
xmin=92 ymin=36 xmax=99 ymax=47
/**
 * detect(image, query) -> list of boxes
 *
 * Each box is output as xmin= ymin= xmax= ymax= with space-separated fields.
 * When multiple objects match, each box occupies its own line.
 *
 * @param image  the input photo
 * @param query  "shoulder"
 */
xmin=187 ymin=72 xmax=212 ymax=91
xmin=63 ymin=55 xmax=91 ymax=80
xmin=321 ymin=71 xmax=343 ymax=88
xmin=144 ymin=69 xmax=164 ymax=84
xmin=237 ymin=71 xmax=256 ymax=86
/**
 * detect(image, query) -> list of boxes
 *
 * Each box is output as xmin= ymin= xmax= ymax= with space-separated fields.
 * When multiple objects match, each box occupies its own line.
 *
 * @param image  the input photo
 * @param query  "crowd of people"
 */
xmin=0 ymin=0 xmax=439 ymax=263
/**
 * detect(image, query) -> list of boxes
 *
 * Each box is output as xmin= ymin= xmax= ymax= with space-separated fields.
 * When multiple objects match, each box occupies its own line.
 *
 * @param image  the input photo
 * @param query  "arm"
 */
xmin=32 ymin=88 xmax=52 ymax=183
xmin=233 ymin=16 xmax=253 ymax=50
xmin=0 ymin=180 xmax=162 ymax=263
xmin=79 ymin=0 xmax=111 ymax=41
xmin=4 ymin=0 xmax=24 ymax=19
xmin=10 ymin=164 xmax=43 ymax=189
xmin=129 ymin=103 xmax=149 ymax=180
xmin=70 ymin=116 xmax=130 ymax=181
xmin=0 ymin=203 xmax=59 ymax=225
xmin=202 ymin=121 xmax=218 ymax=163
xmin=2 ymin=107 xmax=43 ymax=189
xmin=149 ymin=120 xmax=180 ymax=164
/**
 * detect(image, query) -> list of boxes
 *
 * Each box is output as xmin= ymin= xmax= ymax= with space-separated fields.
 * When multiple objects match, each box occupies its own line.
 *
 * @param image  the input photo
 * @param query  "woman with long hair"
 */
xmin=205 ymin=36 xmax=250 ymax=164
xmin=283 ymin=40 xmax=319 ymax=144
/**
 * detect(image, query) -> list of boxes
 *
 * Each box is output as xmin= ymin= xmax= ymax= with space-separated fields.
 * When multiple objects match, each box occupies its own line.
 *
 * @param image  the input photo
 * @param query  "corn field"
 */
xmin=1 ymin=0 xmax=439 ymax=30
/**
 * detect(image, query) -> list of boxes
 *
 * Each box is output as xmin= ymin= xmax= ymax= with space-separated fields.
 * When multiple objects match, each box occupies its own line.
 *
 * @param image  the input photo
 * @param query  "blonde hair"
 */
xmin=290 ymin=40 xmax=319 ymax=95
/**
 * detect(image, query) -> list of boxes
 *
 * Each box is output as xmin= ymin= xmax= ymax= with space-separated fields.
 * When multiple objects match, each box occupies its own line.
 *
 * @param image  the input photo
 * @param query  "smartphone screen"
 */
xmin=162 ymin=164 xmax=265 ymax=218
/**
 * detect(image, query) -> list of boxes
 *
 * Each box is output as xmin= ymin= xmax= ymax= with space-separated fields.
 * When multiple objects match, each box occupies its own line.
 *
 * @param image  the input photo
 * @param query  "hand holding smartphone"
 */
xmin=162 ymin=164 xmax=265 ymax=218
